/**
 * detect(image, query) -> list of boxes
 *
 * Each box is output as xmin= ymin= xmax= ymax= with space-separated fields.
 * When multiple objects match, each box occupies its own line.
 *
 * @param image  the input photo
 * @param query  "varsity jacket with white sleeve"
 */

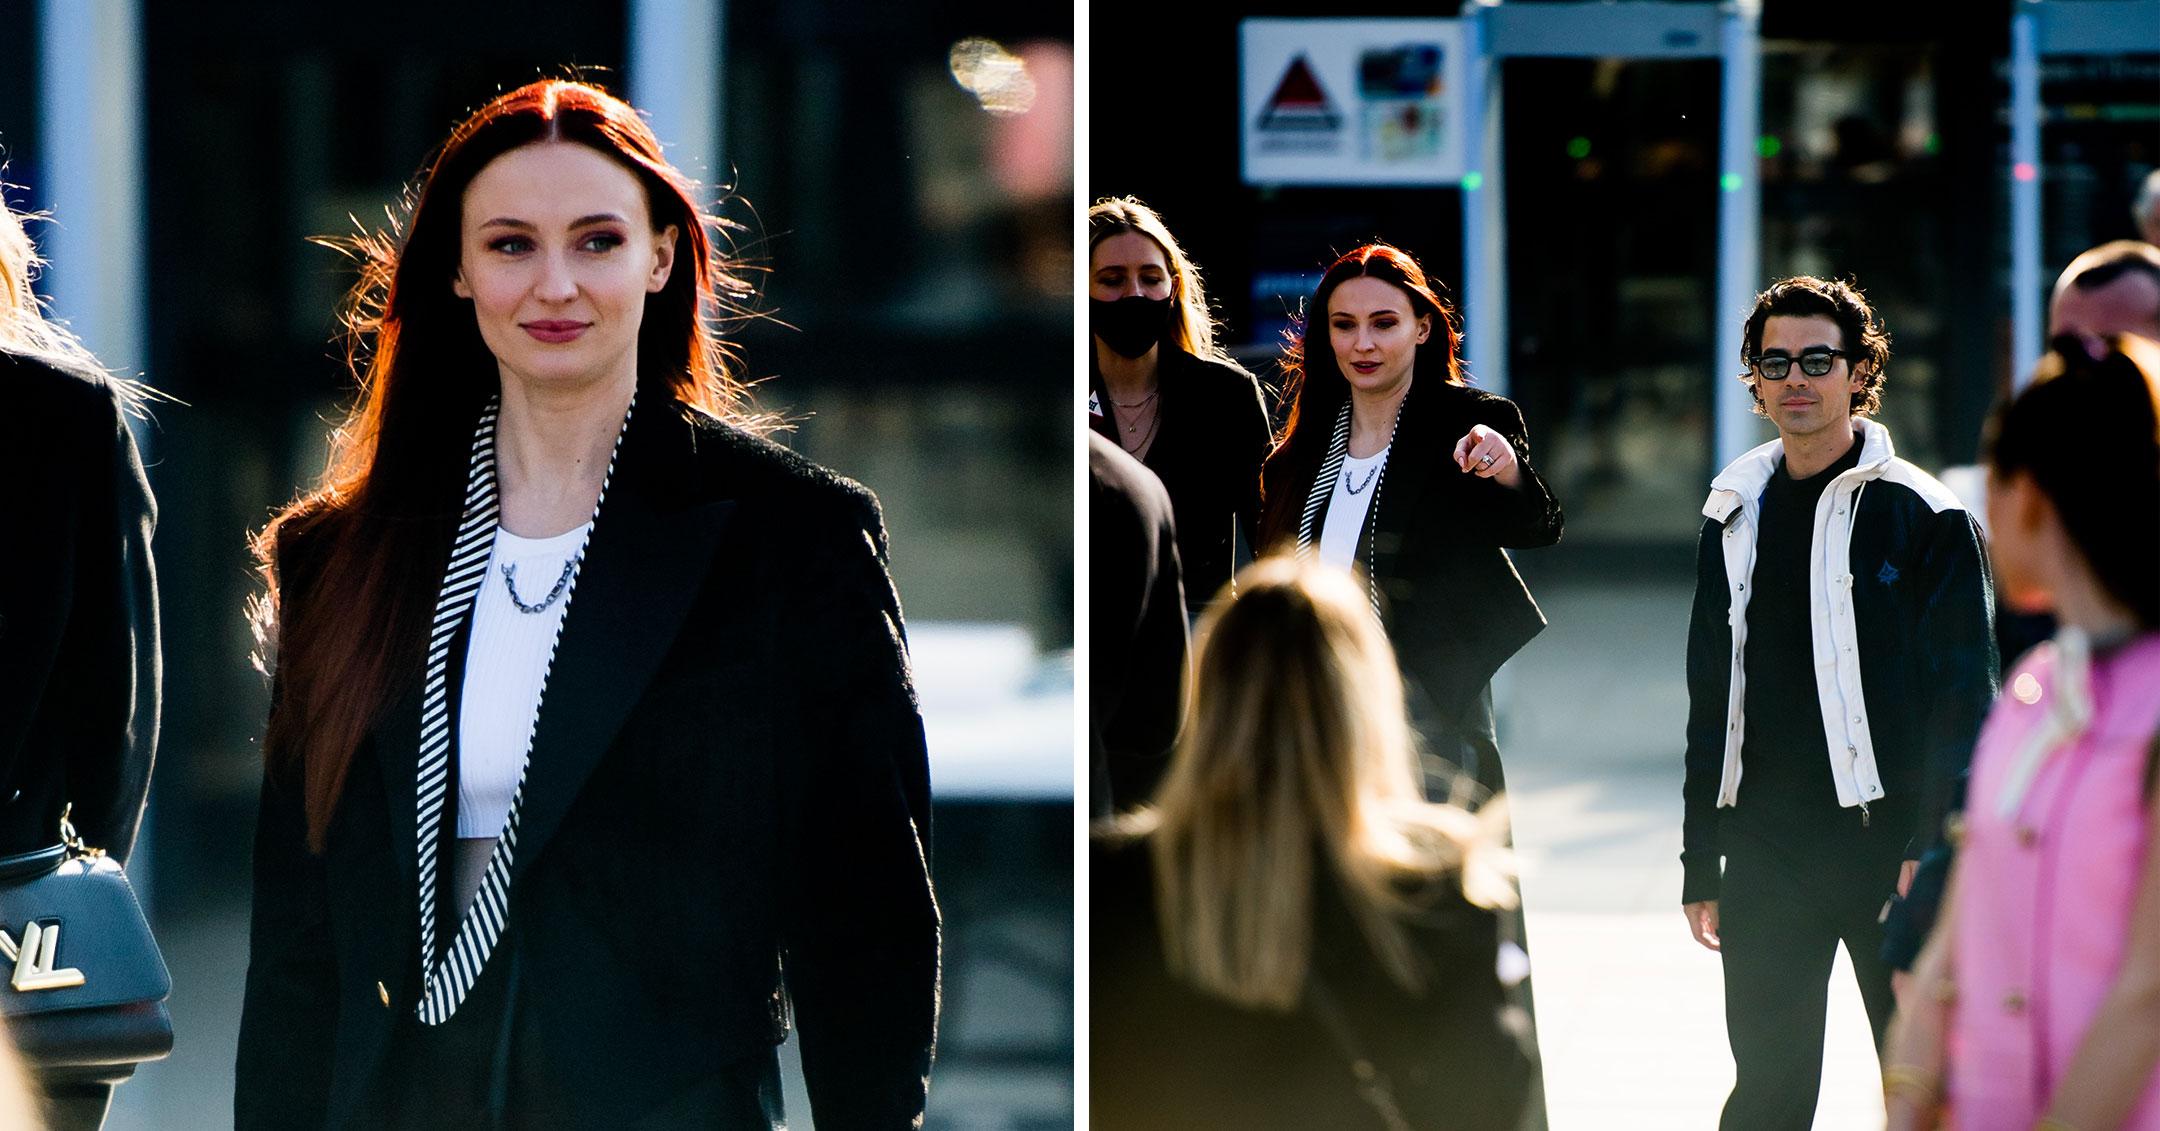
xmin=1679 ymin=418 xmax=1999 ymax=904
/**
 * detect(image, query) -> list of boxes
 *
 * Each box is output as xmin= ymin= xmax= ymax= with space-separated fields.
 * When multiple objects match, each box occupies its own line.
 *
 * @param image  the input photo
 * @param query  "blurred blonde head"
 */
xmin=1124 ymin=555 xmax=1513 ymax=1012
xmin=0 ymin=198 xmax=105 ymax=379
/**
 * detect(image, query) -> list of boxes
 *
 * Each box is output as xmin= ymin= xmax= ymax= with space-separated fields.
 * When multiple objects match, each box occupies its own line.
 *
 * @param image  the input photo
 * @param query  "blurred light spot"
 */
xmin=1566 ymin=136 xmax=1591 ymax=160
xmin=1462 ymin=171 xmax=1484 ymax=191
xmin=1924 ymin=132 xmax=1943 ymax=155
xmin=1720 ymin=172 xmax=1743 ymax=193
xmin=1756 ymin=135 xmax=1781 ymax=158
xmin=950 ymin=37 xmax=1036 ymax=116
xmin=2014 ymin=162 xmax=2038 ymax=182
xmin=2012 ymin=672 xmax=2043 ymax=704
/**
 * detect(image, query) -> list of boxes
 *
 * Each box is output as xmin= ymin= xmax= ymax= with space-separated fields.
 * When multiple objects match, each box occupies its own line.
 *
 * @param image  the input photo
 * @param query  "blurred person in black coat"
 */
xmin=0 ymin=201 xmax=161 ymax=1131
xmin=1093 ymin=556 xmax=1534 ymax=1130
xmin=1089 ymin=431 xmax=1187 ymax=818
xmin=234 ymin=81 xmax=935 ymax=1129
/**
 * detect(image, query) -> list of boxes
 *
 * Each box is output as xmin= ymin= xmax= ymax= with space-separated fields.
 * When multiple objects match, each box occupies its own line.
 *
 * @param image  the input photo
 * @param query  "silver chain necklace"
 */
xmin=1343 ymin=461 xmax=1381 ymax=495
xmin=500 ymin=556 xmax=577 ymax=614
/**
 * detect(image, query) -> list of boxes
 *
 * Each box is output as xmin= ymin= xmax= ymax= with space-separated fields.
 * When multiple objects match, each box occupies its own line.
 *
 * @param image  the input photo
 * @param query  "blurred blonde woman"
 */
xmin=1092 ymin=556 xmax=1536 ymax=1131
xmin=1 ymin=200 xmax=161 ymax=1130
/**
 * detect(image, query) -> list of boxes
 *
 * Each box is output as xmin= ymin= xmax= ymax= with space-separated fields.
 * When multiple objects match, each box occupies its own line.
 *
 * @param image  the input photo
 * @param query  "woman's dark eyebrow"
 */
xmin=478 ymin=213 xmax=629 ymax=230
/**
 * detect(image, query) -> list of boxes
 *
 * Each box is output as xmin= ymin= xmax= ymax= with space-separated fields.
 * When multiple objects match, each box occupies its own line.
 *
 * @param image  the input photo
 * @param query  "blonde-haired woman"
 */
xmin=1088 ymin=196 xmax=1270 ymax=617
xmin=1 ymin=201 xmax=160 ymax=1130
xmin=1092 ymin=556 xmax=1536 ymax=1130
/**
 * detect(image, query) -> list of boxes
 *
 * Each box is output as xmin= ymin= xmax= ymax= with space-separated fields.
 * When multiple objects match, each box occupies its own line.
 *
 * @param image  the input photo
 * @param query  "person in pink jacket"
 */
xmin=1886 ymin=332 xmax=2160 ymax=1131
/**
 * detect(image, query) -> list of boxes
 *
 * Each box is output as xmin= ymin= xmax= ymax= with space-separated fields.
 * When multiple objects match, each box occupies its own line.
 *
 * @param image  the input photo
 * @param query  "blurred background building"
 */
xmin=2 ymin=1 xmax=1071 ymax=1126
xmin=1099 ymin=0 xmax=2157 ymax=564
xmin=1095 ymin=1 xmax=2154 ymax=1125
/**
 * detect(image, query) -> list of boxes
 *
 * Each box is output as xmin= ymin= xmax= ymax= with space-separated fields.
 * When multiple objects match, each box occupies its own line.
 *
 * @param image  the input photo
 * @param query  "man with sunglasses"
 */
xmin=1678 ymin=276 xmax=1998 ymax=1129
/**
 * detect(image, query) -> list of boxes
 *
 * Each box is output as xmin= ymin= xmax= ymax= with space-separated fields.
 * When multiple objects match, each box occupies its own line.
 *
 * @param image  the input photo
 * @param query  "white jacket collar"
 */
xmin=1702 ymin=417 xmax=1896 ymax=521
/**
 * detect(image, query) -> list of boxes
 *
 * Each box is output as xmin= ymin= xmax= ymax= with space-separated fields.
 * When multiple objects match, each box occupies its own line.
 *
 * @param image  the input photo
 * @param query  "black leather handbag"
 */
xmin=0 ymin=810 xmax=173 ymax=1083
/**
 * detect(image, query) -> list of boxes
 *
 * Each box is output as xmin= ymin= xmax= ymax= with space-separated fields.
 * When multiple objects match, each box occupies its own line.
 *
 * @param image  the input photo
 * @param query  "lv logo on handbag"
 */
xmin=0 ymin=921 xmax=85 ymax=992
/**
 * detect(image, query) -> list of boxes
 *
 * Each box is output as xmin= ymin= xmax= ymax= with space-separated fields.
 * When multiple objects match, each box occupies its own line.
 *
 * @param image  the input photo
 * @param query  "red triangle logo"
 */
xmin=1259 ymin=55 xmax=1341 ymax=131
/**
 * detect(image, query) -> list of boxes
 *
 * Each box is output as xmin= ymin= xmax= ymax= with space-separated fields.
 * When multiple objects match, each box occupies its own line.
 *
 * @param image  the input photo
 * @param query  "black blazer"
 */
xmin=1089 ymin=348 xmax=1270 ymax=613
xmin=1286 ymin=382 xmax=1563 ymax=731
xmin=236 ymin=400 xmax=938 ymax=1129
xmin=0 ymin=351 xmax=159 ymax=865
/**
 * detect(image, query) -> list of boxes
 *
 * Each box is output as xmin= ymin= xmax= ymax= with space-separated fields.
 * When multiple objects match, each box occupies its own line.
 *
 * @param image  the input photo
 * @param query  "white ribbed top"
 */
xmin=1318 ymin=445 xmax=1389 ymax=572
xmin=457 ymin=522 xmax=590 ymax=838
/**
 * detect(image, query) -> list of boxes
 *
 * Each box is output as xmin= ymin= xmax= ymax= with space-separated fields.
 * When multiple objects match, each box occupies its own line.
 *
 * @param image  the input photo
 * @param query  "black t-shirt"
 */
xmin=1727 ymin=440 xmax=1865 ymax=844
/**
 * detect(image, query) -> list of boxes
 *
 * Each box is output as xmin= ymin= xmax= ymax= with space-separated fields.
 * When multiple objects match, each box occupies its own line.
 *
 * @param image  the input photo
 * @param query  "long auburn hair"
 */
xmin=1257 ymin=244 xmax=1463 ymax=550
xmin=1113 ymin=556 xmax=1512 ymax=1011
xmin=254 ymin=79 xmax=770 ymax=850
xmin=1086 ymin=196 xmax=1241 ymax=371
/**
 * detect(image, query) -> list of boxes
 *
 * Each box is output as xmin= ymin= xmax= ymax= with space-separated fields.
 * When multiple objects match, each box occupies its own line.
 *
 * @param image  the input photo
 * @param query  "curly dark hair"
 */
xmin=1739 ymin=275 xmax=1891 ymax=417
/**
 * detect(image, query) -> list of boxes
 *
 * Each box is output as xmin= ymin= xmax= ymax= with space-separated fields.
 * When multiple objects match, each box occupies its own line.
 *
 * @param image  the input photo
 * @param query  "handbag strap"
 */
xmin=1307 ymin=979 xmax=1415 ymax=1131
xmin=0 ymin=805 xmax=105 ymax=883
xmin=0 ymin=846 xmax=67 ymax=884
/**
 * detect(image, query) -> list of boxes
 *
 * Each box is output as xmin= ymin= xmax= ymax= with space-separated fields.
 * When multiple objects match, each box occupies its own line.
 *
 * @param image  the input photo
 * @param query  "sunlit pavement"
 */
xmin=1501 ymin=579 xmax=1885 ymax=1130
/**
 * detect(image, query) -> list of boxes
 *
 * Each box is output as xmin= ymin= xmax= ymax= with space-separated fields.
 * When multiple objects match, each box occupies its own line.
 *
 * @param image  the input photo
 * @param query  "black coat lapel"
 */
xmin=508 ymin=406 xmax=734 ymax=881
xmin=1370 ymin=387 xmax=1448 ymax=587
xmin=375 ymin=677 xmax=425 ymax=891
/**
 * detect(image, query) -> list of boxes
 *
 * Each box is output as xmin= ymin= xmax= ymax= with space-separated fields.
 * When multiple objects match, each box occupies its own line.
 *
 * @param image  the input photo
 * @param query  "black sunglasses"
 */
xmin=1750 ymin=349 xmax=1847 ymax=380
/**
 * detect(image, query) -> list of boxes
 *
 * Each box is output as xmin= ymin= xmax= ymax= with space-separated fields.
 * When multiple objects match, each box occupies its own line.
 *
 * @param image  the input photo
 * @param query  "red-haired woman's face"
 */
xmin=453 ymin=141 xmax=679 ymax=396
xmin=1327 ymin=276 xmax=1429 ymax=396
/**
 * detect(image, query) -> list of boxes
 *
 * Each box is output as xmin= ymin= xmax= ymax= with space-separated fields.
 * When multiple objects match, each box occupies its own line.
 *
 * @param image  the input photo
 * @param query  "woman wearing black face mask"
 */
xmin=1088 ymin=197 xmax=1270 ymax=618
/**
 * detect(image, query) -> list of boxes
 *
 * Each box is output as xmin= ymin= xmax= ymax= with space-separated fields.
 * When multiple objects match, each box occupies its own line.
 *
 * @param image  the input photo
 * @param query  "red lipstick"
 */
xmin=522 ymin=320 xmax=590 ymax=344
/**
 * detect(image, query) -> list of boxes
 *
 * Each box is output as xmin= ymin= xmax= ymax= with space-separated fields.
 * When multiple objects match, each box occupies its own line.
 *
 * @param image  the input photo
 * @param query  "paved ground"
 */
xmin=1500 ymin=578 xmax=1886 ymax=1130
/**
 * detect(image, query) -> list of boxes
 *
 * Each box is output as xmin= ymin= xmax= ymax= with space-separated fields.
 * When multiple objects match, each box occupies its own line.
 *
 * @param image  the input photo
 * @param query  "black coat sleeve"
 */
xmin=1234 ymin=374 xmax=1271 ymax=561
xmin=66 ymin=385 xmax=160 ymax=865
xmin=234 ymin=761 xmax=339 ymax=1128
xmin=1089 ymin=437 xmax=1188 ymax=817
xmin=781 ymin=489 xmax=940 ymax=1129
xmin=0 ymin=371 xmax=159 ymax=865
xmin=1908 ymin=508 xmax=2000 ymax=855
xmin=1467 ymin=396 xmax=1563 ymax=549
xmin=234 ymin=538 xmax=338 ymax=1130
xmin=1680 ymin=518 xmax=1730 ymax=904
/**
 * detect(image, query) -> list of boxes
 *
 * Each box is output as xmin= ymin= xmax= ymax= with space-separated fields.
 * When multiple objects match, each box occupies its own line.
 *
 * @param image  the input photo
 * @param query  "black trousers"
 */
xmin=1411 ymin=682 xmax=1549 ymax=1131
xmin=1717 ymin=823 xmax=1904 ymax=1131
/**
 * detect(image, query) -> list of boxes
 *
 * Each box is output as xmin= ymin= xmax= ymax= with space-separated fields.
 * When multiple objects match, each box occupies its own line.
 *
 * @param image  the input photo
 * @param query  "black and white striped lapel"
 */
xmin=1296 ymin=401 xmax=1352 ymax=555
xmin=1297 ymin=395 xmax=1398 ymax=618
xmin=411 ymin=393 xmax=633 ymax=1024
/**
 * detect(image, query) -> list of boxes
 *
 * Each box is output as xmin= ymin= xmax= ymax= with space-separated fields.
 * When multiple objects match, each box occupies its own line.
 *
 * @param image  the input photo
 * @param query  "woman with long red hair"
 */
xmin=1258 ymin=245 xmax=1561 ymax=1122
xmin=234 ymin=79 xmax=937 ymax=1128
xmin=1259 ymin=243 xmax=1562 ymax=805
